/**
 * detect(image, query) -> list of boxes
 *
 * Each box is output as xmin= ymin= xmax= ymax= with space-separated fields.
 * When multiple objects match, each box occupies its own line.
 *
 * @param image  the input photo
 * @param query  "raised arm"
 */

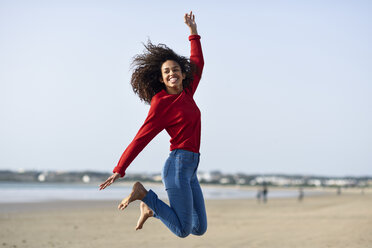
xmin=184 ymin=11 xmax=204 ymax=95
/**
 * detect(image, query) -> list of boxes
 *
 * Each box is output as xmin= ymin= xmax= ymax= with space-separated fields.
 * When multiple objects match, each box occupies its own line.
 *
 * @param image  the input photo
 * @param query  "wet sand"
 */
xmin=0 ymin=189 xmax=371 ymax=248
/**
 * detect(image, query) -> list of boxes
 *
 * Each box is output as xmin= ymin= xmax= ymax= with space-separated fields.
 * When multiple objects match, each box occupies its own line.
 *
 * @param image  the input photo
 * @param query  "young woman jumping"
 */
xmin=99 ymin=11 xmax=207 ymax=238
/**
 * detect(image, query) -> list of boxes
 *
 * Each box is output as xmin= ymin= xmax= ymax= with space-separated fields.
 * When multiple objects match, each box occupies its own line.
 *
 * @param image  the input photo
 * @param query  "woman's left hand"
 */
xmin=184 ymin=11 xmax=198 ymax=35
xmin=99 ymin=172 xmax=120 ymax=190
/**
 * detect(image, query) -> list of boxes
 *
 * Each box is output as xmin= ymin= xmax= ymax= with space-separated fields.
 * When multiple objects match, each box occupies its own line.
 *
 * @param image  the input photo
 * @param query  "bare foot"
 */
xmin=118 ymin=182 xmax=148 ymax=210
xmin=135 ymin=202 xmax=153 ymax=230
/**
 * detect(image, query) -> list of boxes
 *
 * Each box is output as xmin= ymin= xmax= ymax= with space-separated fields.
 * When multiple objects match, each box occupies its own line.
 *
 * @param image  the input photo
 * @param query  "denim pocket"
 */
xmin=175 ymin=155 xmax=196 ymax=180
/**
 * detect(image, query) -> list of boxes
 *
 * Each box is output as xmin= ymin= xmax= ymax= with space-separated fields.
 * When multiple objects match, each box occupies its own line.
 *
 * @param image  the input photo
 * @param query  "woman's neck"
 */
xmin=165 ymin=86 xmax=183 ymax=95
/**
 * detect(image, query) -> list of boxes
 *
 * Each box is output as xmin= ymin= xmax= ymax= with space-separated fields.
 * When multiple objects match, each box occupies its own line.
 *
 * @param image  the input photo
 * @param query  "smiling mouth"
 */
xmin=169 ymin=78 xmax=178 ymax=83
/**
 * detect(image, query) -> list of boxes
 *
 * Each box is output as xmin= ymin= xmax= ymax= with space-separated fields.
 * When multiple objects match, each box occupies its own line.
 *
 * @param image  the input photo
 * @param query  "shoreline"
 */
xmin=0 ymin=188 xmax=368 ymax=213
xmin=0 ymin=183 xmax=369 ymax=212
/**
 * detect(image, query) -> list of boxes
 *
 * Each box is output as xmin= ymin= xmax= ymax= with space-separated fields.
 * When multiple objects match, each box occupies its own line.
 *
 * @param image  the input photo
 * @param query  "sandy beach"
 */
xmin=0 ymin=188 xmax=371 ymax=248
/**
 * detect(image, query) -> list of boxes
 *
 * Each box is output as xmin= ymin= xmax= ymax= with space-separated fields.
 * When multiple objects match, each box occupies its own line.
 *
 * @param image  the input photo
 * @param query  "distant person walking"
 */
xmin=262 ymin=184 xmax=268 ymax=203
xmin=298 ymin=187 xmax=304 ymax=202
xmin=99 ymin=11 xmax=207 ymax=238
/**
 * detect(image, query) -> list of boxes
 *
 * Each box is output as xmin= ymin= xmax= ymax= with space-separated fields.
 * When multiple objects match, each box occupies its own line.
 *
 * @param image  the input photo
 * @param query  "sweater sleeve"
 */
xmin=113 ymin=98 xmax=166 ymax=177
xmin=188 ymin=34 xmax=204 ymax=96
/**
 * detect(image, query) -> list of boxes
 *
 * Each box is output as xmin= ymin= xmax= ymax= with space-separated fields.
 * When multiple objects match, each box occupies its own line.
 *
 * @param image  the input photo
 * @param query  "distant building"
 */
xmin=82 ymin=175 xmax=90 ymax=183
xmin=198 ymin=171 xmax=222 ymax=183
xmin=307 ymin=179 xmax=322 ymax=187
xmin=38 ymin=173 xmax=46 ymax=182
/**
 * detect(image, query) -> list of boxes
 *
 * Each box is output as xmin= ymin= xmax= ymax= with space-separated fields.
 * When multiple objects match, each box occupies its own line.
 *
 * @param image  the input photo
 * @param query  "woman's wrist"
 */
xmin=190 ymin=27 xmax=198 ymax=35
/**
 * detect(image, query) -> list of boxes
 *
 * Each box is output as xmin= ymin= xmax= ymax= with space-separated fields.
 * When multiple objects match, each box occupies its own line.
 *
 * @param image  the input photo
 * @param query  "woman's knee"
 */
xmin=192 ymin=223 xmax=207 ymax=236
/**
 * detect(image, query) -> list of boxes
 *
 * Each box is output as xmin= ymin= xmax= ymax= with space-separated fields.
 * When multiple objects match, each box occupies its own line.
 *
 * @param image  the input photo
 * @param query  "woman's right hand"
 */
xmin=184 ymin=11 xmax=198 ymax=35
xmin=99 ymin=172 xmax=120 ymax=190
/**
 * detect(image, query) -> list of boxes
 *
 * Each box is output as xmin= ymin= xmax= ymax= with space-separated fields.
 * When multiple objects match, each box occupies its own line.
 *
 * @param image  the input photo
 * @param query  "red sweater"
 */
xmin=113 ymin=35 xmax=204 ymax=177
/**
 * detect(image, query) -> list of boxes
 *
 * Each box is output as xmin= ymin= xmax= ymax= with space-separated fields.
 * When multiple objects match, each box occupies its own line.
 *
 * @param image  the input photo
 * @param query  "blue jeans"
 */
xmin=142 ymin=149 xmax=207 ymax=238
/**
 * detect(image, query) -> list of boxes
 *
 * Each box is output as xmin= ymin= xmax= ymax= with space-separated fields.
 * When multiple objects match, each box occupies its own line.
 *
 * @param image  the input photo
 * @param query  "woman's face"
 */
xmin=160 ymin=60 xmax=186 ymax=94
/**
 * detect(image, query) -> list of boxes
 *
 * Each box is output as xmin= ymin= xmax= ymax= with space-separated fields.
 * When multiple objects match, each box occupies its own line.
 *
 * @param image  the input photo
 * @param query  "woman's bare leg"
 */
xmin=135 ymin=202 xmax=154 ymax=230
xmin=118 ymin=182 xmax=148 ymax=210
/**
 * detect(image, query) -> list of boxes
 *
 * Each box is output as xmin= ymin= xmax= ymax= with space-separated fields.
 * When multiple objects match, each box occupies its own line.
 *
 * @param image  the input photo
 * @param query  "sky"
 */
xmin=1 ymin=0 xmax=371 ymax=177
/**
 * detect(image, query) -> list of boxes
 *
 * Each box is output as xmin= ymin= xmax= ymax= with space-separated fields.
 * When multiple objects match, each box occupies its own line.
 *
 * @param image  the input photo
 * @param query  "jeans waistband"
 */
xmin=170 ymin=149 xmax=200 ymax=159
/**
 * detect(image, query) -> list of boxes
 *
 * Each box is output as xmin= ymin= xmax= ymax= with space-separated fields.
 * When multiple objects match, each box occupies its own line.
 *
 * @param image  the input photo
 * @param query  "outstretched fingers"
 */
xmin=99 ymin=177 xmax=114 ymax=190
xmin=99 ymin=173 xmax=120 ymax=190
xmin=99 ymin=179 xmax=111 ymax=190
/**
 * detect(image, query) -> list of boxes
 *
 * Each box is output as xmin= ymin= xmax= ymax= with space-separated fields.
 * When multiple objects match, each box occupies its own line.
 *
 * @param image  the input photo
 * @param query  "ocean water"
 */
xmin=0 ymin=182 xmax=306 ymax=203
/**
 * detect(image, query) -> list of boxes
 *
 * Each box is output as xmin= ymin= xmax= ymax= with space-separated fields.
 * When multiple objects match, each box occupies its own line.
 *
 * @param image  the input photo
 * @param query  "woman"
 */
xmin=99 ymin=11 xmax=207 ymax=238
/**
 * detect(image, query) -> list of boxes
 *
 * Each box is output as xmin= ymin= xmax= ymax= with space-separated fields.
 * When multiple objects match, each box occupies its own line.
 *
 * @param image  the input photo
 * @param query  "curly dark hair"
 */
xmin=130 ymin=41 xmax=194 ymax=104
